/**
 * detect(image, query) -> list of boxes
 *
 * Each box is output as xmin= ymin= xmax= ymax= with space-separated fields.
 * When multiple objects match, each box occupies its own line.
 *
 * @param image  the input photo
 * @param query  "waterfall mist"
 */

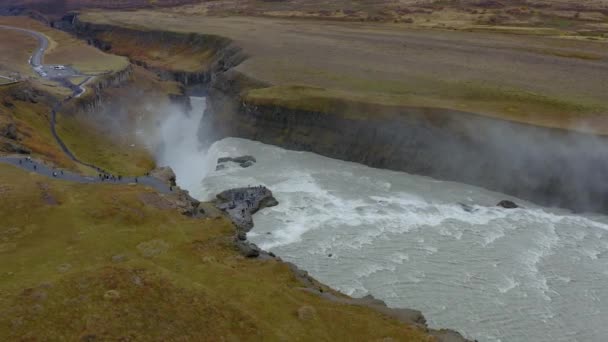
xmin=137 ymin=96 xmax=214 ymax=192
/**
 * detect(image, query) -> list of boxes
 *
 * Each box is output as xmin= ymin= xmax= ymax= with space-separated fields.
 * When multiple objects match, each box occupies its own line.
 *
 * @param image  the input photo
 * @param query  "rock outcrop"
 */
xmin=165 ymin=187 xmax=203 ymax=217
xmin=149 ymin=166 xmax=177 ymax=186
xmin=204 ymin=71 xmax=608 ymax=214
xmin=214 ymin=186 xmax=278 ymax=231
xmin=212 ymin=186 xmax=278 ymax=258
xmin=68 ymin=65 xmax=133 ymax=115
xmin=62 ymin=16 xmax=246 ymax=87
xmin=497 ymin=200 xmax=519 ymax=209
xmin=216 ymin=155 xmax=256 ymax=170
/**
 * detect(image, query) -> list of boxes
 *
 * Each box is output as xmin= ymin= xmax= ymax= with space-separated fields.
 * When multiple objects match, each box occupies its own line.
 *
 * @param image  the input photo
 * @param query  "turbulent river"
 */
xmin=160 ymin=98 xmax=608 ymax=342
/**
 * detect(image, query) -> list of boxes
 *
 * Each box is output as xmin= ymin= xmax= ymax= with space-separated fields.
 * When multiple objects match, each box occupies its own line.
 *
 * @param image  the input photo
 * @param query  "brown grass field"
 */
xmin=0 ymin=82 xmax=79 ymax=169
xmin=81 ymin=9 xmax=608 ymax=133
xmin=157 ymin=0 xmax=608 ymax=38
xmin=0 ymin=29 xmax=38 ymax=79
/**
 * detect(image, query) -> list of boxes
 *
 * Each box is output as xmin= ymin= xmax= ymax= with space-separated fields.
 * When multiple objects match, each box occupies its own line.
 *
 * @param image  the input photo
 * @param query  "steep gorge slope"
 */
xmin=0 ymin=163 xmax=440 ymax=341
xmin=68 ymin=11 xmax=608 ymax=214
xmin=0 ymin=16 xmax=470 ymax=340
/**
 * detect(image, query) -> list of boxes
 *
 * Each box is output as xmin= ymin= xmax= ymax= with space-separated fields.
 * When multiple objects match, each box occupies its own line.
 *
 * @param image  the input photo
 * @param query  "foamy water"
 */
xmin=153 ymin=99 xmax=608 ymax=341
xmin=187 ymin=137 xmax=608 ymax=342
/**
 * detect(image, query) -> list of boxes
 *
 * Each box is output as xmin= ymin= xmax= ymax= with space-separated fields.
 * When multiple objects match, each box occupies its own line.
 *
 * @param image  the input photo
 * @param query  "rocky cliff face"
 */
xmin=63 ymin=15 xmax=246 ymax=86
xmin=206 ymin=72 xmax=608 ymax=214
xmin=68 ymin=65 xmax=133 ymax=115
xmin=65 ymin=15 xmax=608 ymax=214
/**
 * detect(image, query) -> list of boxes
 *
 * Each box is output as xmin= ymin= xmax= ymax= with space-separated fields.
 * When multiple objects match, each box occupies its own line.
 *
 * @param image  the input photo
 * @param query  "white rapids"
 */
xmin=160 ymin=98 xmax=608 ymax=342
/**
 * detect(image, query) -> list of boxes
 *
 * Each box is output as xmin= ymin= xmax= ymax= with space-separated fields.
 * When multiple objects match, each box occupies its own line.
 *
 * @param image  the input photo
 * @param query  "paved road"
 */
xmin=0 ymin=156 xmax=172 ymax=193
xmin=0 ymin=25 xmax=161 ymax=190
xmin=0 ymin=25 xmax=99 ymax=168
xmin=0 ymin=25 xmax=93 ymax=94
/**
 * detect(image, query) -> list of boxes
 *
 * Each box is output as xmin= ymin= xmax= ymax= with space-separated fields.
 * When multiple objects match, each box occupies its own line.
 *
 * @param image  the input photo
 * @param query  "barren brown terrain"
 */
xmin=81 ymin=9 xmax=608 ymax=132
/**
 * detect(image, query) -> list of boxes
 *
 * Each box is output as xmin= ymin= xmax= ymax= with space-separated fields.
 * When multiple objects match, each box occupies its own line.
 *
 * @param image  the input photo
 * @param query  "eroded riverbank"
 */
xmin=190 ymin=137 xmax=608 ymax=342
xmin=63 ymin=10 xmax=608 ymax=215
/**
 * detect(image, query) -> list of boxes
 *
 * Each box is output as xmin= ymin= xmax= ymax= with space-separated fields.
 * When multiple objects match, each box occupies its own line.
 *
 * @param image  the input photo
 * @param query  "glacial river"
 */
xmin=159 ymin=98 xmax=608 ymax=342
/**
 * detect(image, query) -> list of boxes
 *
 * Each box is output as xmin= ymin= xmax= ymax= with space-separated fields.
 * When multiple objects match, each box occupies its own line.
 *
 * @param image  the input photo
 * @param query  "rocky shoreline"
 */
xmin=43 ymin=17 xmax=476 ymax=338
xmin=204 ymin=74 xmax=608 ymax=215
xmin=213 ymin=185 xmax=278 ymax=258
xmin=60 ymin=13 xmax=608 ymax=214
xmin=209 ymin=182 xmax=471 ymax=342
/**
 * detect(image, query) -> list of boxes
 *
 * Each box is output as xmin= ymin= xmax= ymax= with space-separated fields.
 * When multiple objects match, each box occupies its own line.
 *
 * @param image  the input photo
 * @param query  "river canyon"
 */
xmin=148 ymin=97 xmax=608 ymax=342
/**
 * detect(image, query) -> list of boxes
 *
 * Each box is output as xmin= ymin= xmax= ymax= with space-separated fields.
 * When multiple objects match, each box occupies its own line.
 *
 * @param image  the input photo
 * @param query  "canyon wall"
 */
xmin=206 ymin=71 xmax=608 ymax=214
xmin=68 ymin=17 xmax=608 ymax=214
xmin=64 ymin=15 xmax=246 ymax=85
xmin=67 ymin=64 xmax=133 ymax=114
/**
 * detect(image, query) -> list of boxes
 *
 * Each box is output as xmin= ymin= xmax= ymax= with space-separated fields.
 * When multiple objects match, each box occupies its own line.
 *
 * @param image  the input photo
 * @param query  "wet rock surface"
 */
xmin=497 ymin=200 xmax=519 ymax=209
xmin=216 ymin=155 xmax=256 ymax=170
xmin=214 ymin=186 xmax=278 ymax=233
xmin=459 ymin=203 xmax=477 ymax=213
xmin=213 ymin=186 xmax=278 ymax=258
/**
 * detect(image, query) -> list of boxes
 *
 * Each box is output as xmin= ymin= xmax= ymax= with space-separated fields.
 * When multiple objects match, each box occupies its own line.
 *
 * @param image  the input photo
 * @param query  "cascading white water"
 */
xmin=139 ymin=97 xmax=215 ymax=190
xmin=197 ymin=137 xmax=608 ymax=342
xmin=154 ymin=98 xmax=608 ymax=342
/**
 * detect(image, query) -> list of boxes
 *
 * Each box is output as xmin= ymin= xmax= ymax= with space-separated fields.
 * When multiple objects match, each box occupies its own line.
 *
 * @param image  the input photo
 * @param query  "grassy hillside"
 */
xmin=0 ymin=163 xmax=434 ymax=341
xmin=54 ymin=66 xmax=186 ymax=176
xmin=0 ymin=29 xmax=38 ymax=79
xmin=0 ymin=82 xmax=78 ymax=169
xmin=0 ymin=19 xmax=187 ymax=178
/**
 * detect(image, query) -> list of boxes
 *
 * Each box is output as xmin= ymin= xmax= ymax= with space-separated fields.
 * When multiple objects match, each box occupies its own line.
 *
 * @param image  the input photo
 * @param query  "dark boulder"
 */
xmin=240 ymin=160 xmax=254 ymax=168
xmin=214 ymin=185 xmax=279 ymax=258
xmin=216 ymin=155 xmax=257 ymax=169
xmin=232 ymin=155 xmax=256 ymax=164
xmin=459 ymin=203 xmax=477 ymax=213
xmin=497 ymin=200 xmax=518 ymax=209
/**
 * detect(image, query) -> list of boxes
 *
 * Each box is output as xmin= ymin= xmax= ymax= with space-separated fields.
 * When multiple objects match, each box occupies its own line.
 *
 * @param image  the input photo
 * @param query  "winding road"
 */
xmin=0 ymin=25 xmax=92 ymax=96
xmin=0 ymin=25 xmax=169 ymax=192
xmin=0 ymin=156 xmax=171 ymax=192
